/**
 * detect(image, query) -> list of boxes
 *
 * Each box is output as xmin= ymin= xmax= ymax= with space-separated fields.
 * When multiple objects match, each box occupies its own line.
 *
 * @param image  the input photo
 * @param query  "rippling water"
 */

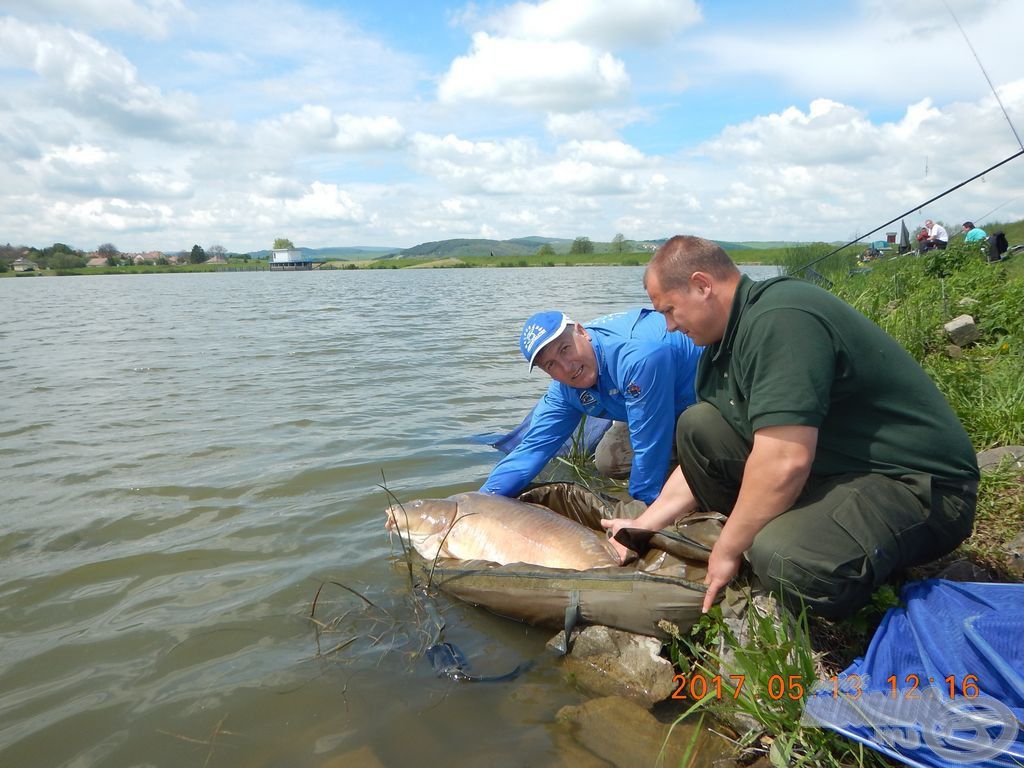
xmin=0 ymin=266 xmax=777 ymax=767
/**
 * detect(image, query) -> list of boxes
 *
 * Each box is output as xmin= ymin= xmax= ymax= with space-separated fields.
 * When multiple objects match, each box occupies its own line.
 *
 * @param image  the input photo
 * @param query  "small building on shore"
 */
xmin=12 ymin=257 xmax=38 ymax=272
xmin=269 ymin=247 xmax=314 ymax=270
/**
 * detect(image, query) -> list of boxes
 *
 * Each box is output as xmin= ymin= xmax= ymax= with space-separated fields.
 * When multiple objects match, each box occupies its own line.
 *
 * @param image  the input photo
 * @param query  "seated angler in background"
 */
xmin=922 ymin=218 xmax=949 ymax=251
xmin=480 ymin=308 xmax=703 ymax=508
xmin=961 ymin=221 xmax=988 ymax=243
xmin=601 ymin=235 xmax=979 ymax=619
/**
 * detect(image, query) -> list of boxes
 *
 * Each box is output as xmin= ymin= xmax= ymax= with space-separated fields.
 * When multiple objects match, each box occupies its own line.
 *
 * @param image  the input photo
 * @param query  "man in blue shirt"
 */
xmin=962 ymin=221 xmax=988 ymax=243
xmin=480 ymin=309 xmax=702 ymax=506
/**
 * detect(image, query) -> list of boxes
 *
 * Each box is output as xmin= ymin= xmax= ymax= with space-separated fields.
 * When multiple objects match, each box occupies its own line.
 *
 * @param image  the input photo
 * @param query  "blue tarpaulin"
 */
xmin=803 ymin=579 xmax=1024 ymax=767
xmin=470 ymin=404 xmax=612 ymax=456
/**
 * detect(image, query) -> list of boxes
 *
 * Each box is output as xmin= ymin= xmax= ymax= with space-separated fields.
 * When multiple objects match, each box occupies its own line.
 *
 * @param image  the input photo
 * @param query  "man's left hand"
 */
xmin=702 ymin=544 xmax=742 ymax=613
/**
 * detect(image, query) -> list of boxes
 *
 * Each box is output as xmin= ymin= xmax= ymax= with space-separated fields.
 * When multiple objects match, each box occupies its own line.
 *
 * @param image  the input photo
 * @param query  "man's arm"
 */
xmin=619 ymin=345 xmax=679 ymax=504
xmin=701 ymin=424 xmax=817 ymax=612
xmin=600 ymin=464 xmax=698 ymax=562
xmin=480 ymin=385 xmax=581 ymax=498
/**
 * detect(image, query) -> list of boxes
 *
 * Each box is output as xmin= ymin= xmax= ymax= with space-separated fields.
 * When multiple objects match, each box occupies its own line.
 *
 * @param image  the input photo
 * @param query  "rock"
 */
xmin=555 ymin=696 xmax=726 ymax=768
xmin=547 ymin=625 xmax=676 ymax=706
xmin=1006 ymin=533 xmax=1024 ymax=577
xmin=943 ymin=315 xmax=981 ymax=346
xmin=946 ymin=344 xmax=963 ymax=359
xmin=318 ymin=746 xmax=387 ymax=768
xmin=935 ymin=559 xmax=994 ymax=582
xmin=976 ymin=445 xmax=1024 ymax=472
xmin=957 ymin=297 xmax=980 ymax=307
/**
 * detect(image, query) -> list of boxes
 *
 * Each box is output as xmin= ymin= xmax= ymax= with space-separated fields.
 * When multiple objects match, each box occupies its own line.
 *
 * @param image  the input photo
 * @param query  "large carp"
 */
xmin=385 ymin=492 xmax=619 ymax=570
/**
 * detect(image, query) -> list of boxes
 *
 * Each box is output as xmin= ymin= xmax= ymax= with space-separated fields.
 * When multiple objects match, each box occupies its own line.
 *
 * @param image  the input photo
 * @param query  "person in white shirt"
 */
xmin=923 ymin=219 xmax=949 ymax=251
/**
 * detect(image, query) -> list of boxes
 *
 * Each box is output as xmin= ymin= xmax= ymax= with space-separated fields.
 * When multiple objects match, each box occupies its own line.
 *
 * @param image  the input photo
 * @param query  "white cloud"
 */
xmin=256 ymin=106 xmax=406 ymax=154
xmin=438 ymin=33 xmax=629 ymax=110
xmin=685 ymin=1 xmax=1024 ymax=107
xmin=545 ymin=108 xmax=649 ymax=140
xmin=559 ymin=139 xmax=647 ymax=168
xmin=469 ymin=0 xmax=701 ymax=48
xmin=0 ymin=0 xmax=191 ymax=39
xmin=283 ymin=182 xmax=365 ymax=223
xmin=0 ymin=17 xmax=214 ymax=141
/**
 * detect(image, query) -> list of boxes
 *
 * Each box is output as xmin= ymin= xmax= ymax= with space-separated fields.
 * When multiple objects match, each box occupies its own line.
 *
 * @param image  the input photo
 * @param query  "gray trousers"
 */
xmin=676 ymin=403 xmax=976 ymax=618
xmin=594 ymin=421 xmax=680 ymax=480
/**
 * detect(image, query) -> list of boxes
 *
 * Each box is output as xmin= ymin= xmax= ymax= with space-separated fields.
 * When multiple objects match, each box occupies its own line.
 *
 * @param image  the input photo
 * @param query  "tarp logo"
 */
xmin=802 ymin=679 xmax=1020 ymax=764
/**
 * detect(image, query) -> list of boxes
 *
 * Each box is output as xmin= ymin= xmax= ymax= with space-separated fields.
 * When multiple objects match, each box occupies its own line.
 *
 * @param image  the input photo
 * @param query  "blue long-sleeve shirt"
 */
xmin=481 ymin=308 xmax=703 ymax=504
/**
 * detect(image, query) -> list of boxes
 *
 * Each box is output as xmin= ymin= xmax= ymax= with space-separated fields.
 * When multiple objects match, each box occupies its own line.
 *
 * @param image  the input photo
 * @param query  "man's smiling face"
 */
xmin=533 ymin=324 xmax=598 ymax=389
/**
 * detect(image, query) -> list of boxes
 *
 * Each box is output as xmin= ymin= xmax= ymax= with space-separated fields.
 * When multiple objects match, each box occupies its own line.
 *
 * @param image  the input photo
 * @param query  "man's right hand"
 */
xmin=599 ymin=518 xmax=636 ymax=564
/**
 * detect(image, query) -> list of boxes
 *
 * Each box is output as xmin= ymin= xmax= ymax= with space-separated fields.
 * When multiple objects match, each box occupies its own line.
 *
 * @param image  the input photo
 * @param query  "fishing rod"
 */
xmin=796 ymin=149 xmax=1024 ymax=273
xmin=797 ymin=1 xmax=1023 ymax=274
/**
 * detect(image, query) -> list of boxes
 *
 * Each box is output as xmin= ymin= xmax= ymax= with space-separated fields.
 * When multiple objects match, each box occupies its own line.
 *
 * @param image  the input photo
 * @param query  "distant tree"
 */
xmin=208 ymin=245 xmax=227 ymax=259
xmin=49 ymin=252 xmax=86 ymax=269
xmin=570 ymin=236 xmax=594 ymax=254
xmin=189 ymin=244 xmax=207 ymax=264
xmin=273 ymin=238 xmax=295 ymax=250
xmin=97 ymin=242 xmax=119 ymax=258
xmin=536 ymin=243 xmax=555 ymax=257
xmin=611 ymin=233 xmax=626 ymax=253
xmin=106 ymin=255 xmax=120 ymax=267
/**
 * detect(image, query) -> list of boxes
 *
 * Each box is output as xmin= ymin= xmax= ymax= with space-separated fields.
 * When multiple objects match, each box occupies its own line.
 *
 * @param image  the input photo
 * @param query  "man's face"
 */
xmin=646 ymin=269 xmax=722 ymax=346
xmin=534 ymin=325 xmax=598 ymax=388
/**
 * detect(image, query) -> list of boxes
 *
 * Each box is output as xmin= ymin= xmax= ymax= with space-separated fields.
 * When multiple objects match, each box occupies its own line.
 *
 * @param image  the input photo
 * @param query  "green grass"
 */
xmin=661 ymin=591 xmax=893 ymax=768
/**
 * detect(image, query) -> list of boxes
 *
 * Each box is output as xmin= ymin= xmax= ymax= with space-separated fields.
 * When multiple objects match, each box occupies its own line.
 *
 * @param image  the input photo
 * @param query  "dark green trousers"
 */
xmin=676 ymin=403 xmax=977 ymax=618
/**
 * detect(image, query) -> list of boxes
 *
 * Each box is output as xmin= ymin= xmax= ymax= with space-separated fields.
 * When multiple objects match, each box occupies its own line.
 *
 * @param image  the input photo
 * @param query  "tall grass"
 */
xmin=661 ymin=592 xmax=892 ymax=768
xmin=830 ymin=242 xmax=1024 ymax=449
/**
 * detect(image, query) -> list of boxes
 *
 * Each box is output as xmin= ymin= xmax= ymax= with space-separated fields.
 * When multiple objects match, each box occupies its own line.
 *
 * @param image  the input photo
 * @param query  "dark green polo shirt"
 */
xmin=696 ymin=275 xmax=979 ymax=480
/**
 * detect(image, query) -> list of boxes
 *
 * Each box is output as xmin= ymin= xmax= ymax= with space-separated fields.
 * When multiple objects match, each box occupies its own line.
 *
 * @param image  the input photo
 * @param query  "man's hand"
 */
xmin=599 ymin=518 xmax=636 ymax=564
xmin=701 ymin=544 xmax=743 ymax=613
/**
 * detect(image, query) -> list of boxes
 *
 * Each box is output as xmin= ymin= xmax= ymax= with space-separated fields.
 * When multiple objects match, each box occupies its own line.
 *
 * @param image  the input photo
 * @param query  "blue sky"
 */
xmin=1 ymin=0 xmax=1022 ymax=252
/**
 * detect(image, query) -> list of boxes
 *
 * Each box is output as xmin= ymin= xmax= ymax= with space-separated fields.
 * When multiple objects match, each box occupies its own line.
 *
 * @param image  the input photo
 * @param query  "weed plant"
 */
xmin=661 ymin=594 xmax=891 ymax=768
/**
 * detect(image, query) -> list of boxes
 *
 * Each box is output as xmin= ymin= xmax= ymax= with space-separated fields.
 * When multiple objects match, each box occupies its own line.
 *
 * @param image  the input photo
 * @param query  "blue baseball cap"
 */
xmin=520 ymin=311 xmax=573 ymax=369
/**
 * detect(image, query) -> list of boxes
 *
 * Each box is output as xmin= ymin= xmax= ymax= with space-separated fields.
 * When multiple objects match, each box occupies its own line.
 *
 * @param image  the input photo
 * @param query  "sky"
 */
xmin=1 ymin=0 xmax=1023 ymax=253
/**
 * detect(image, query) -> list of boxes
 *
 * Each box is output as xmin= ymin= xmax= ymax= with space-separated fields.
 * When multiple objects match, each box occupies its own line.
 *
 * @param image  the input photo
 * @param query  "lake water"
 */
xmin=0 ymin=265 xmax=779 ymax=767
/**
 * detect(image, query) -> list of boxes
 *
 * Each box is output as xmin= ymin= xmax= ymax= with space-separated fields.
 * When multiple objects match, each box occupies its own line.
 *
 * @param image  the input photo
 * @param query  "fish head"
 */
xmin=384 ymin=498 xmax=460 ymax=549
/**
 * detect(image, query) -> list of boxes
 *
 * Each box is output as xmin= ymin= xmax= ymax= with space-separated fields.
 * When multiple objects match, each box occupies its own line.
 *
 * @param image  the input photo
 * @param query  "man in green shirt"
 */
xmin=601 ymin=235 xmax=978 ymax=618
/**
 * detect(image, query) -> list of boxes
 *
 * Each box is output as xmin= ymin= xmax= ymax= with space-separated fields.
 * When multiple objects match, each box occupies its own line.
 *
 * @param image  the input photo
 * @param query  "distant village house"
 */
xmin=12 ymin=257 xmax=38 ymax=272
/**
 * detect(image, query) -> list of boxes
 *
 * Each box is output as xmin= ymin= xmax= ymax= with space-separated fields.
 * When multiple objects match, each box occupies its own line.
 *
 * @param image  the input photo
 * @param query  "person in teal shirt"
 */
xmin=962 ymin=221 xmax=988 ymax=243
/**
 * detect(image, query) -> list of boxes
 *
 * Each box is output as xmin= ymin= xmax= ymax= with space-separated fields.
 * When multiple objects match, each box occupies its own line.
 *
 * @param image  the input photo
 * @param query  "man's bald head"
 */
xmin=644 ymin=235 xmax=740 ymax=292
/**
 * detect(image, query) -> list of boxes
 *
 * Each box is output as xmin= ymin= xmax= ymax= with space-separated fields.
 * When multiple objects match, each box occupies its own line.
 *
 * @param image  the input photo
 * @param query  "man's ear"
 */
xmin=574 ymin=322 xmax=591 ymax=341
xmin=690 ymin=271 xmax=714 ymax=296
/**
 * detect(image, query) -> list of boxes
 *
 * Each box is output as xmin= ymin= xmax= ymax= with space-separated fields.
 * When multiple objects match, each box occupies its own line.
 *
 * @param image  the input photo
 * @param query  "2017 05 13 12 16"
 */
xmin=669 ymin=673 xmax=984 ymax=701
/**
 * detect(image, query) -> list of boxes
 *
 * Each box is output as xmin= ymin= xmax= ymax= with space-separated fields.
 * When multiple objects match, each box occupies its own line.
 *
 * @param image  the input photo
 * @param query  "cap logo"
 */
xmin=521 ymin=323 xmax=549 ymax=355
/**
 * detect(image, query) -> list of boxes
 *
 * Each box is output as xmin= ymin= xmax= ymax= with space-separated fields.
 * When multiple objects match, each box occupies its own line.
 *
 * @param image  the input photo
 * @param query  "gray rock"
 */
xmin=943 ymin=314 xmax=981 ymax=346
xmin=946 ymin=344 xmax=963 ymax=359
xmin=1006 ymin=532 xmax=1024 ymax=577
xmin=935 ymin=559 xmax=994 ymax=582
xmin=547 ymin=625 xmax=676 ymax=705
xmin=976 ymin=445 xmax=1024 ymax=471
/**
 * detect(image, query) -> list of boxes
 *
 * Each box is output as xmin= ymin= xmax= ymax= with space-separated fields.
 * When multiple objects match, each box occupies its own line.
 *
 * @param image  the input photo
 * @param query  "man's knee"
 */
xmin=594 ymin=421 xmax=632 ymax=479
xmin=748 ymin=539 xmax=875 ymax=619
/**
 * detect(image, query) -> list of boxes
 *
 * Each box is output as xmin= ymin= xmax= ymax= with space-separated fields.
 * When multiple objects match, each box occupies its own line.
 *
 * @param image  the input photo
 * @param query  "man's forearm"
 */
xmin=631 ymin=465 xmax=699 ymax=531
xmin=714 ymin=427 xmax=816 ymax=558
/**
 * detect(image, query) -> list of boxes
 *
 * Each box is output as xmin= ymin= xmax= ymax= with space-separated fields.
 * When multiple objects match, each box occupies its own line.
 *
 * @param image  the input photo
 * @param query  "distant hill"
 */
xmin=248 ymin=237 xmax=814 ymax=262
xmin=396 ymin=238 xmax=555 ymax=258
xmin=247 ymin=246 xmax=400 ymax=261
